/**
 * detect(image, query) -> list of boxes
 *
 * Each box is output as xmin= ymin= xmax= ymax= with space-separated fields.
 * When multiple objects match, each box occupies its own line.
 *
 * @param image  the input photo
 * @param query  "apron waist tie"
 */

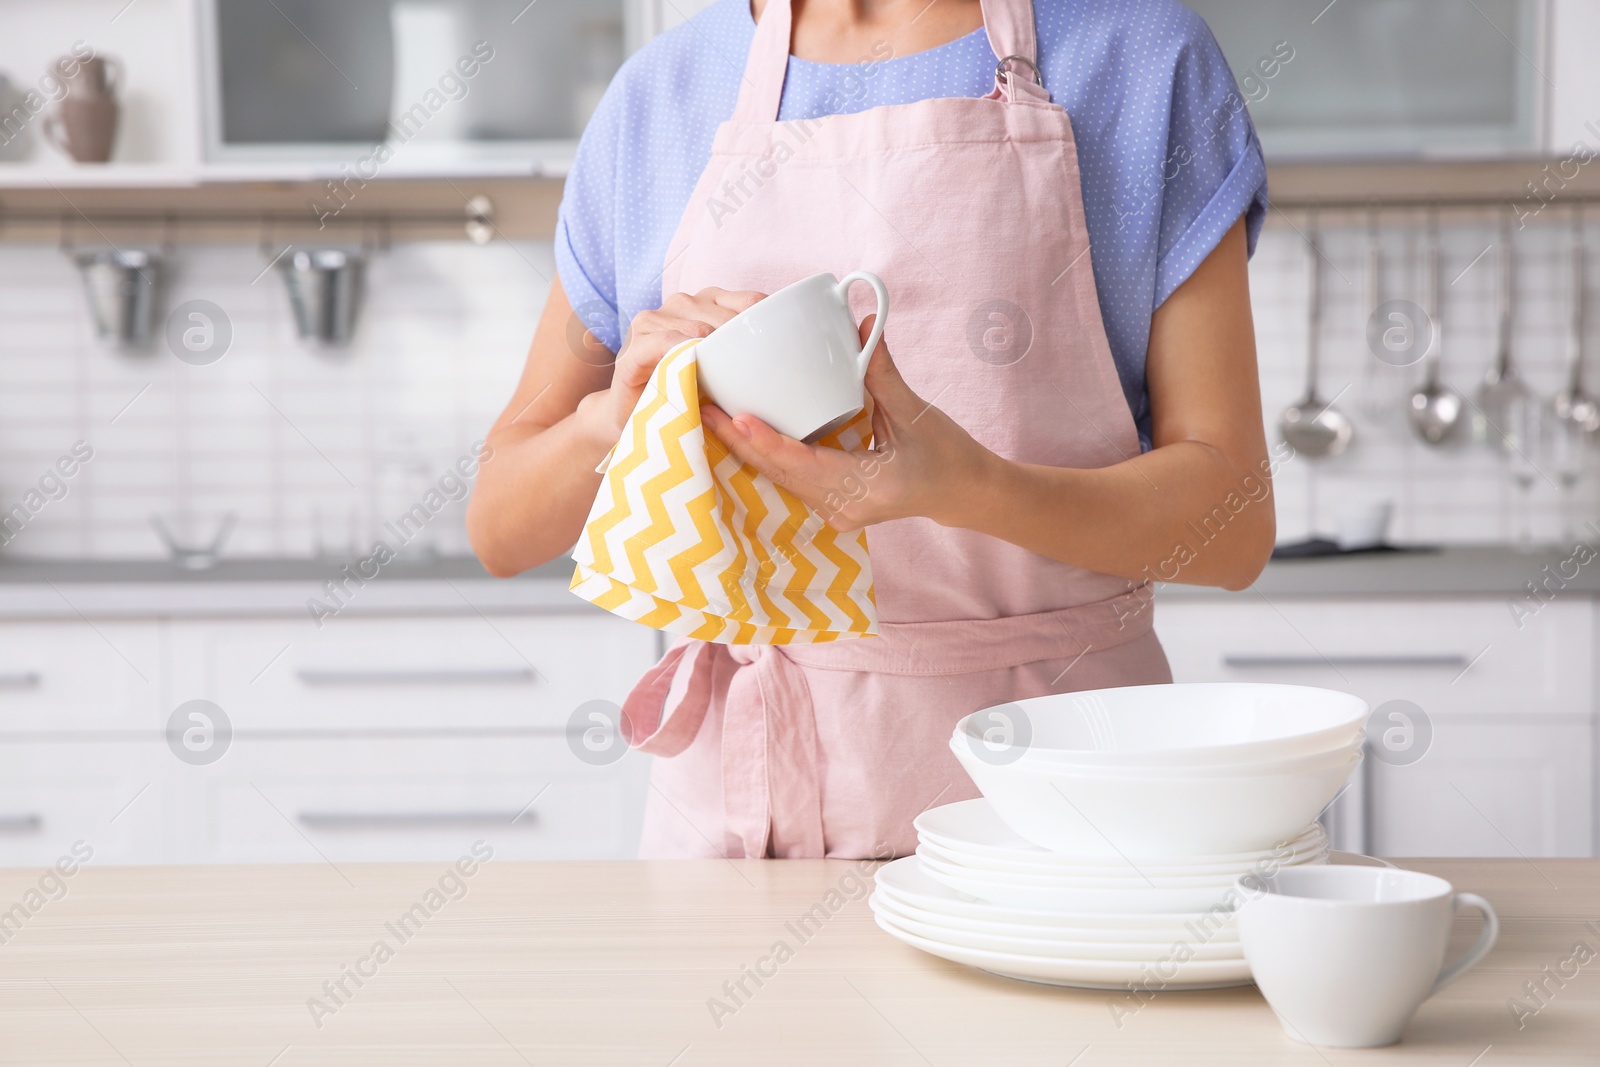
xmin=621 ymin=583 xmax=1157 ymax=857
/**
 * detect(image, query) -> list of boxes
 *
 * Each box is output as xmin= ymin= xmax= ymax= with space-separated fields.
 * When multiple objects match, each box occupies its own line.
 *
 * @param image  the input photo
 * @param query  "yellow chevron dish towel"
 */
xmin=571 ymin=340 xmax=878 ymax=644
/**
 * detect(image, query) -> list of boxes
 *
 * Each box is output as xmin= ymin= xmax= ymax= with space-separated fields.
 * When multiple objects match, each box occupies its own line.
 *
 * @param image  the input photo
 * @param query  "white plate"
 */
xmin=873 ymin=910 xmax=1254 ymax=990
xmin=869 ymin=892 xmax=1244 ymax=961
xmin=875 ymin=883 xmax=1241 ymax=944
xmin=916 ymin=799 xmax=1327 ymax=876
xmin=874 ymin=857 xmax=1243 ymax=937
xmin=918 ymin=851 xmax=1245 ymax=913
xmin=916 ymin=838 xmax=1327 ymax=885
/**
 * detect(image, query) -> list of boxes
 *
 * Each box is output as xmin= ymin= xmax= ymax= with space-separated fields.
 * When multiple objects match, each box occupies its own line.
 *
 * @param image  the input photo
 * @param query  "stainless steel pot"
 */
xmin=75 ymin=248 xmax=162 ymax=348
xmin=280 ymin=249 xmax=364 ymax=346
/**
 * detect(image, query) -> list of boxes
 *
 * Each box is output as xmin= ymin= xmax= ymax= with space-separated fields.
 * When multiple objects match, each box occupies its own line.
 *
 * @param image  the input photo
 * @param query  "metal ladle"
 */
xmin=1408 ymin=209 xmax=1464 ymax=445
xmin=1552 ymin=209 xmax=1600 ymax=436
xmin=1476 ymin=218 xmax=1529 ymax=452
xmin=1279 ymin=229 xmax=1353 ymax=458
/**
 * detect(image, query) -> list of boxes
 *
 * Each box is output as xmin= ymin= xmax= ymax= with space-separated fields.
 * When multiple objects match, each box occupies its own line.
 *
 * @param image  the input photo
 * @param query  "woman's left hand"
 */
xmin=699 ymin=319 xmax=994 ymax=532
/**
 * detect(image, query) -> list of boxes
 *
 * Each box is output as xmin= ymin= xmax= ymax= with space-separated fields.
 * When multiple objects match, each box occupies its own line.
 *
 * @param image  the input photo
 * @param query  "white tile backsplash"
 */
xmin=0 ymin=240 xmax=548 ymax=560
xmin=0 ymin=218 xmax=1593 ymax=561
xmin=1252 ymin=216 xmax=1597 ymax=548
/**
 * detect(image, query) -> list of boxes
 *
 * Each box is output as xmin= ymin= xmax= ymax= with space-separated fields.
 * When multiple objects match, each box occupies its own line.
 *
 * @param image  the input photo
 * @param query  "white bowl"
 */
xmin=956 ymin=682 xmax=1369 ymax=768
xmin=916 ymin=800 xmax=1328 ymax=876
xmin=950 ymin=737 xmax=1363 ymax=859
xmin=1013 ymin=737 xmax=1363 ymax=780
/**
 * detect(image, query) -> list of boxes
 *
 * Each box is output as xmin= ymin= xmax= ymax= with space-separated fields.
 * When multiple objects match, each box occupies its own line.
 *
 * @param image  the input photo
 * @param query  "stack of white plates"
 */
xmin=870 ymin=799 xmax=1328 ymax=989
xmin=872 ymin=683 xmax=1368 ymax=989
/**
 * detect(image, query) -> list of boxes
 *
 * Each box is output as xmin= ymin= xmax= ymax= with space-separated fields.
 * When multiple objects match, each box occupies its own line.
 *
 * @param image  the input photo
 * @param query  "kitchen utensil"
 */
xmin=950 ymin=737 xmax=1361 ymax=859
xmin=1357 ymin=214 xmax=1393 ymax=424
xmin=1334 ymin=499 xmax=1394 ymax=550
xmin=1235 ymin=866 xmax=1499 ymax=1048
xmin=871 ymin=908 xmax=1253 ymax=990
xmin=693 ymin=270 xmax=889 ymax=442
xmin=1476 ymin=218 xmax=1530 ymax=451
xmin=1407 ymin=210 xmax=1464 ymax=445
xmin=1552 ymin=215 xmax=1600 ymax=436
xmin=281 ymin=249 xmax=364 ymax=346
xmin=1503 ymin=390 xmax=1545 ymax=549
xmin=915 ymin=800 xmax=1327 ymax=877
xmin=43 ymin=53 xmax=122 ymax=163
xmin=1279 ymin=230 xmax=1353 ymax=458
xmin=954 ymin=682 xmax=1369 ymax=768
xmin=150 ymin=511 xmax=236 ymax=571
xmin=75 ymin=249 xmax=161 ymax=348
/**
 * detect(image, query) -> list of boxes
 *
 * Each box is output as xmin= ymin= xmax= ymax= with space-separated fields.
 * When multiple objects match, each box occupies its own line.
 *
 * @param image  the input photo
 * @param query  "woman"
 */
xmin=469 ymin=0 xmax=1275 ymax=860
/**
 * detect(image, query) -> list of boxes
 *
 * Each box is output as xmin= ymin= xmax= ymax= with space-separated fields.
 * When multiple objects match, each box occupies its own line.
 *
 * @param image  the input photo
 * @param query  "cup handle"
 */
xmin=42 ymin=112 xmax=68 ymax=154
xmin=1430 ymin=892 xmax=1499 ymax=996
xmin=835 ymin=270 xmax=889 ymax=379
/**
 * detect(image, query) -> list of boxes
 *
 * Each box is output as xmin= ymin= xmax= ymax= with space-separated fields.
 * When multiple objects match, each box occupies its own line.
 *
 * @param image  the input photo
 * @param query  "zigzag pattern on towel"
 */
xmin=571 ymin=341 xmax=876 ymax=645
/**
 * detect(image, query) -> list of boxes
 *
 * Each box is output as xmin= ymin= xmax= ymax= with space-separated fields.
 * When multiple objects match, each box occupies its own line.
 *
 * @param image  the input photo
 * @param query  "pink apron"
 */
xmin=623 ymin=0 xmax=1173 ymax=859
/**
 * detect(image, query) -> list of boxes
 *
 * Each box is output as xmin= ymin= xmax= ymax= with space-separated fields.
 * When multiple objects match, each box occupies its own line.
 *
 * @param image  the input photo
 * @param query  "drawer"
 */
xmin=1368 ymin=720 xmax=1594 ymax=858
xmin=1154 ymin=598 xmax=1593 ymax=719
xmin=182 ymin=736 xmax=651 ymax=863
xmin=0 ymin=741 xmax=172 ymax=866
xmin=0 ymin=621 xmax=163 ymax=731
xmin=170 ymin=612 xmax=659 ymax=730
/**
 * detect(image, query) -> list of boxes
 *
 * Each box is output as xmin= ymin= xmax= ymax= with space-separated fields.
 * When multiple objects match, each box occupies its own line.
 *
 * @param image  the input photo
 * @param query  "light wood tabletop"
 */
xmin=0 ymin=854 xmax=1593 ymax=1065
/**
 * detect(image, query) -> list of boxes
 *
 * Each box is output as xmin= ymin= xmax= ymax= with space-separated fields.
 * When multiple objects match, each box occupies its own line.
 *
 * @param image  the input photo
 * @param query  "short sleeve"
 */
xmin=554 ymin=71 xmax=627 ymax=354
xmin=1152 ymin=17 xmax=1269 ymax=306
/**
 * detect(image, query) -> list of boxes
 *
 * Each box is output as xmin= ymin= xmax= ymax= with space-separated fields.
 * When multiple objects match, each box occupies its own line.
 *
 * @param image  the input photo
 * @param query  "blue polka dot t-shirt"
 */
xmin=554 ymin=0 xmax=1268 ymax=449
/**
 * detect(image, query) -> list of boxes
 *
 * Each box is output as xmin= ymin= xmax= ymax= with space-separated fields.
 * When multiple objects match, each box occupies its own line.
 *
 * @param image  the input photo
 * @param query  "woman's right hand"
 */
xmin=590 ymin=288 xmax=766 ymax=439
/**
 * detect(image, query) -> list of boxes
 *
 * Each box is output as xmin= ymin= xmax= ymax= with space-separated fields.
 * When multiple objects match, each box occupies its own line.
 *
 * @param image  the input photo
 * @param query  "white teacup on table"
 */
xmin=1235 ymin=865 xmax=1499 ymax=1048
xmin=694 ymin=270 xmax=889 ymax=442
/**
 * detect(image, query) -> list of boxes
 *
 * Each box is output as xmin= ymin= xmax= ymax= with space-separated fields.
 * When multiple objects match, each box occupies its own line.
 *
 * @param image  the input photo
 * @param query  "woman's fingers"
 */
xmin=857 ymin=317 xmax=924 ymax=424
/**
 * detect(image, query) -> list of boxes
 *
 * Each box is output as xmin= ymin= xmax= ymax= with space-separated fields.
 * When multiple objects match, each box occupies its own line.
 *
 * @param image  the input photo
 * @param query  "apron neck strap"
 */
xmin=732 ymin=0 xmax=1043 ymax=123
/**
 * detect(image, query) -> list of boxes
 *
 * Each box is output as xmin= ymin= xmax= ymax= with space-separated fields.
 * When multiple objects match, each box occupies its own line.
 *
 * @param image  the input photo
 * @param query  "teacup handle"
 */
xmin=835 ymin=270 xmax=889 ymax=379
xmin=1430 ymin=893 xmax=1499 ymax=995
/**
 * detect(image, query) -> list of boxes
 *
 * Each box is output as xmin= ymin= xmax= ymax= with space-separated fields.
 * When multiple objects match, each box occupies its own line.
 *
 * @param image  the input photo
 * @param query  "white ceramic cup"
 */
xmin=1335 ymin=499 xmax=1394 ymax=550
xmin=1235 ymin=865 xmax=1498 ymax=1048
xmin=693 ymin=271 xmax=889 ymax=442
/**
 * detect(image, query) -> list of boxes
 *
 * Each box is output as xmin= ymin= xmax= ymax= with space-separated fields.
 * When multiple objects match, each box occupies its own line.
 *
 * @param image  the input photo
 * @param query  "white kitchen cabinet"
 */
xmin=0 ymin=606 xmax=660 ymax=865
xmin=0 ymin=741 xmax=173 ymax=867
xmin=1154 ymin=596 xmax=1596 ymax=859
xmin=0 ymin=621 xmax=164 ymax=732
xmin=167 ymin=614 xmax=658 ymax=731
xmin=180 ymin=736 xmax=649 ymax=864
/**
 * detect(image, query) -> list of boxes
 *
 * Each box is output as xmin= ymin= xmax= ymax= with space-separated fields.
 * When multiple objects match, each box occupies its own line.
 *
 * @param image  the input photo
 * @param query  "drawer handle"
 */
xmin=297 ymin=811 xmax=536 ymax=830
xmin=296 ymin=668 xmax=536 ymax=686
xmin=0 ymin=672 xmax=41 ymax=691
xmin=0 ymin=814 xmax=43 ymax=835
xmin=1222 ymin=654 xmax=1470 ymax=669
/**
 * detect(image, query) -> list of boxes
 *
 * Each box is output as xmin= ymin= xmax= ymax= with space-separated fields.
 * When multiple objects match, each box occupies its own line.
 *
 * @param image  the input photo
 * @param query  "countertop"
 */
xmin=1 ymin=857 xmax=1591 ymax=1065
xmin=0 ymin=544 xmax=1587 ymax=618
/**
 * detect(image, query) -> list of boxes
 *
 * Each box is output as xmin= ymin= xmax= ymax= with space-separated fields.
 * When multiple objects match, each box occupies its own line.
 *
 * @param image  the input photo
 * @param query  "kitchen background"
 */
xmin=0 ymin=0 xmax=1597 ymax=867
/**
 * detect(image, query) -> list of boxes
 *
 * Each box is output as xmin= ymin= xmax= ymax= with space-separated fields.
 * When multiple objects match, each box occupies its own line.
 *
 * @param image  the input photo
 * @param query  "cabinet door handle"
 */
xmin=1222 ymin=654 xmax=1470 ymax=670
xmin=0 ymin=672 xmax=41 ymax=691
xmin=0 ymin=814 xmax=43 ymax=835
xmin=296 ymin=668 xmax=536 ymax=686
xmin=297 ymin=811 xmax=536 ymax=830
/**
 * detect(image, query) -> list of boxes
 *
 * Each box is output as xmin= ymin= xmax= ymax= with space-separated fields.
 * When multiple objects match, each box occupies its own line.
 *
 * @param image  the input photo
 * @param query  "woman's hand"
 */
xmin=590 ymin=288 xmax=765 ymax=440
xmin=700 ymin=319 xmax=995 ymax=532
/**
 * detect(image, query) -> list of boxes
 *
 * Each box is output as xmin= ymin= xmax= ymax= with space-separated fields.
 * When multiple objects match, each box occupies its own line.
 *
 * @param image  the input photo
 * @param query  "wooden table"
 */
xmin=0 ymin=856 xmax=1594 ymax=1065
